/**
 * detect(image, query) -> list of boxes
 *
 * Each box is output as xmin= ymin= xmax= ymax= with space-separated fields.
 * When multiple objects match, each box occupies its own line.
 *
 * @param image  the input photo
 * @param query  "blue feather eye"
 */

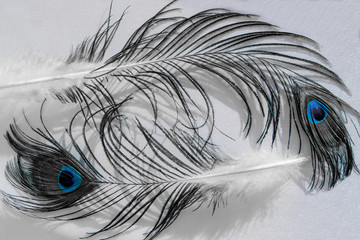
xmin=58 ymin=166 xmax=83 ymax=193
xmin=307 ymin=100 xmax=329 ymax=124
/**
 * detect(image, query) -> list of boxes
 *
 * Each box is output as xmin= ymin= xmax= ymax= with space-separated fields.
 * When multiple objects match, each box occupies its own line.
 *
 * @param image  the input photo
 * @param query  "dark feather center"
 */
xmin=311 ymin=105 xmax=326 ymax=121
xmin=58 ymin=170 xmax=74 ymax=188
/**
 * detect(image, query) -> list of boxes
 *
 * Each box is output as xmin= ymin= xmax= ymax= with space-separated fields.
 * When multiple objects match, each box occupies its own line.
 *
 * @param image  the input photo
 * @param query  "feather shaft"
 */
xmin=187 ymin=156 xmax=309 ymax=182
xmin=0 ymin=70 xmax=93 ymax=90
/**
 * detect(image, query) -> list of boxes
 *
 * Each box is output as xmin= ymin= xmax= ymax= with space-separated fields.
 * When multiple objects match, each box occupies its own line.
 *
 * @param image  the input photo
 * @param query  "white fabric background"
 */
xmin=0 ymin=1 xmax=359 ymax=239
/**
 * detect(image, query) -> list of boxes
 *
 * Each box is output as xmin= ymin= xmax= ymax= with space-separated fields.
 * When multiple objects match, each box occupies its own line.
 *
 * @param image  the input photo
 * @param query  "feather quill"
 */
xmin=1 ymin=1 xmax=359 ymax=240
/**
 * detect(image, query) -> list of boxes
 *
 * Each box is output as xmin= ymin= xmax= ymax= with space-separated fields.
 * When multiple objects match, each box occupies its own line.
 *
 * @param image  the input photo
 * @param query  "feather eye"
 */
xmin=58 ymin=166 xmax=83 ymax=193
xmin=307 ymin=100 xmax=328 ymax=124
xmin=1 ymin=2 xmax=359 ymax=240
xmin=4 ymin=119 xmax=101 ymax=211
xmin=296 ymin=88 xmax=357 ymax=189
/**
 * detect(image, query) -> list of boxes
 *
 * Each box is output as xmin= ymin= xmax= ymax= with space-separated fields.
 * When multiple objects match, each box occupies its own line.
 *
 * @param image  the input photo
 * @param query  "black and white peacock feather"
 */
xmin=1 ymin=1 xmax=359 ymax=239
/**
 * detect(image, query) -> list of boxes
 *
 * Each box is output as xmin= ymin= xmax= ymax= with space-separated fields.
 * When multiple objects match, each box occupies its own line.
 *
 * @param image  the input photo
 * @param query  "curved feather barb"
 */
xmin=1 ymin=1 xmax=359 ymax=239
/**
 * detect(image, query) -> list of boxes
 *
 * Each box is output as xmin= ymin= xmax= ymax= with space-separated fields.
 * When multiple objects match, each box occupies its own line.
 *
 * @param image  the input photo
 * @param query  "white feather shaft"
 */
xmin=0 ymin=53 xmax=232 ymax=90
xmin=186 ymin=156 xmax=309 ymax=182
xmin=0 ymin=70 xmax=92 ymax=90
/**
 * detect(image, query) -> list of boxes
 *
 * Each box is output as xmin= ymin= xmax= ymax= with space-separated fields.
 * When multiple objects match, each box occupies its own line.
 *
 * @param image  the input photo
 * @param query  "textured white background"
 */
xmin=0 ymin=1 xmax=359 ymax=239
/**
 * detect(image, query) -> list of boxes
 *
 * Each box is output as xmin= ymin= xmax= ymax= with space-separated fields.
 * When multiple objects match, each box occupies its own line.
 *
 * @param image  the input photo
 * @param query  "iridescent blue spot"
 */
xmin=58 ymin=166 xmax=83 ymax=193
xmin=307 ymin=100 xmax=329 ymax=124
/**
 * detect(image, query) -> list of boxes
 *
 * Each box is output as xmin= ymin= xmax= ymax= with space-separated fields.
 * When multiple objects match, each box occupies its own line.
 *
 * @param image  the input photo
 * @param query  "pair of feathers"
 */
xmin=1 ymin=1 xmax=359 ymax=239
